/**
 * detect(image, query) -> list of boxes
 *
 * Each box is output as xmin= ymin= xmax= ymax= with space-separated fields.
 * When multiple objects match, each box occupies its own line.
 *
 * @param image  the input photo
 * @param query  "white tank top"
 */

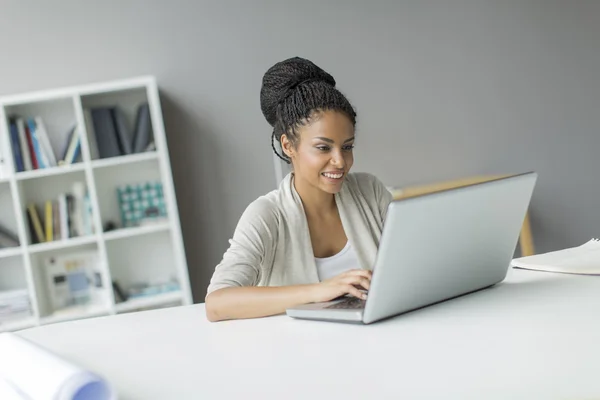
xmin=315 ymin=241 xmax=361 ymax=281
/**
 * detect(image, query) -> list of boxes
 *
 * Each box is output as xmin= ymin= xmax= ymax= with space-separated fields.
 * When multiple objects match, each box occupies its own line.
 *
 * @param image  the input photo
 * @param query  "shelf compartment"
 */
xmin=106 ymin=229 xmax=180 ymax=306
xmin=0 ymin=255 xmax=28 ymax=291
xmin=17 ymin=170 xmax=97 ymax=246
xmin=29 ymin=243 xmax=111 ymax=320
xmin=93 ymin=157 xmax=165 ymax=231
xmin=81 ymin=87 xmax=156 ymax=162
xmin=3 ymin=96 xmax=83 ymax=174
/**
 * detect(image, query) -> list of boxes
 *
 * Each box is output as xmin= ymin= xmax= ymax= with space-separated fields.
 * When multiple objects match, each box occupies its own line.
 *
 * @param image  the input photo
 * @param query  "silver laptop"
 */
xmin=286 ymin=172 xmax=537 ymax=324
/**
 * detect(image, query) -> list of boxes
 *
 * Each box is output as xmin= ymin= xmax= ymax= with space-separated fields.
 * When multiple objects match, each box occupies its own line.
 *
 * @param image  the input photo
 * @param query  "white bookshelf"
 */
xmin=0 ymin=76 xmax=192 ymax=332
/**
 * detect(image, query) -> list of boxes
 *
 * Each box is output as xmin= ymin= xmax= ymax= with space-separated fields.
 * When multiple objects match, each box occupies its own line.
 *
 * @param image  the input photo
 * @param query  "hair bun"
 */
xmin=260 ymin=57 xmax=336 ymax=127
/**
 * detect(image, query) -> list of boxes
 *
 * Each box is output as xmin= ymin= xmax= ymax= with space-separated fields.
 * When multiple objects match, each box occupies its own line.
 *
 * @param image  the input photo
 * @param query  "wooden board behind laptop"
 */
xmin=389 ymin=175 xmax=535 ymax=257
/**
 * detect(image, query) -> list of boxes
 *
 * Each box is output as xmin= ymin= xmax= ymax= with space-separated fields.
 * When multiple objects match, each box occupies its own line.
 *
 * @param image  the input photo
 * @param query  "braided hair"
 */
xmin=260 ymin=57 xmax=357 ymax=164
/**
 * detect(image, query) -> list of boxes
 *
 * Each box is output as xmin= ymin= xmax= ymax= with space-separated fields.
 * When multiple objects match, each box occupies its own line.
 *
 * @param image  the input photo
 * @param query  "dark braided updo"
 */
xmin=260 ymin=57 xmax=357 ymax=164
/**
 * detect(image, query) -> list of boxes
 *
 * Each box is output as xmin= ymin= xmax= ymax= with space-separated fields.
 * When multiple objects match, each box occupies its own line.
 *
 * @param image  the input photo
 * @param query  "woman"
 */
xmin=205 ymin=57 xmax=392 ymax=322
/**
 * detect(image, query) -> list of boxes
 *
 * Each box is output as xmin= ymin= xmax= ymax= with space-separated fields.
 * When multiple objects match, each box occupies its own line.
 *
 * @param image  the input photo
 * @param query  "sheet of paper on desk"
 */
xmin=0 ymin=332 xmax=116 ymax=400
xmin=512 ymin=238 xmax=600 ymax=275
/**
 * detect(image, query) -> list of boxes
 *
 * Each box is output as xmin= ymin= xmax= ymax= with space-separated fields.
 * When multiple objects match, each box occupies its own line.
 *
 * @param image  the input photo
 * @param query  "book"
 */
xmin=132 ymin=103 xmax=153 ymax=153
xmin=27 ymin=119 xmax=49 ymax=169
xmin=34 ymin=117 xmax=58 ymax=167
xmin=90 ymin=108 xmax=122 ymax=159
xmin=0 ymin=224 xmax=19 ymax=248
xmin=26 ymin=204 xmax=45 ymax=244
xmin=111 ymin=107 xmax=133 ymax=155
xmin=0 ymin=332 xmax=116 ymax=400
xmin=16 ymin=119 xmax=32 ymax=171
xmin=9 ymin=120 xmax=24 ymax=173
xmin=58 ymin=125 xmax=80 ymax=165
xmin=512 ymin=238 xmax=600 ymax=275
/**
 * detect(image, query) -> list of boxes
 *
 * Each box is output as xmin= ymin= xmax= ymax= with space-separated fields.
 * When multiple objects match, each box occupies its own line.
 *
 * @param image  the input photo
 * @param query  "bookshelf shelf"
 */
xmin=27 ymin=235 xmax=98 ymax=254
xmin=0 ymin=316 xmax=37 ymax=333
xmin=115 ymin=290 xmax=182 ymax=313
xmin=0 ymin=76 xmax=192 ymax=332
xmin=0 ymin=247 xmax=22 ymax=259
xmin=91 ymin=151 xmax=158 ymax=169
xmin=15 ymin=162 xmax=85 ymax=181
xmin=103 ymin=221 xmax=170 ymax=241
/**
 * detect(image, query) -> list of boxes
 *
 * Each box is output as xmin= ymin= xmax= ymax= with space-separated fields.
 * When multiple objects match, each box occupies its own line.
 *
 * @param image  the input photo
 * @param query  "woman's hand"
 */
xmin=309 ymin=269 xmax=372 ymax=303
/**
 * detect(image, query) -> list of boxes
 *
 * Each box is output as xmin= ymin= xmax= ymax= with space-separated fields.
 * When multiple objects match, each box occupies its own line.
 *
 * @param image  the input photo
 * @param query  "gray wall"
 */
xmin=1 ymin=1 xmax=599 ymax=301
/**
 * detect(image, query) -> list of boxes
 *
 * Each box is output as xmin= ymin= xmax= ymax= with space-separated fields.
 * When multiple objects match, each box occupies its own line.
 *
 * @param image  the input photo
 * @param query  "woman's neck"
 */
xmin=293 ymin=175 xmax=337 ymax=218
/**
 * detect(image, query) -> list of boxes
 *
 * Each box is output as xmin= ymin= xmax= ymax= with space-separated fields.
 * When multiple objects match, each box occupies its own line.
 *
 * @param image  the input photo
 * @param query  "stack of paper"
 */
xmin=0 ymin=332 xmax=116 ymax=400
xmin=0 ymin=290 xmax=31 ymax=323
xmin=512 ymin=238 xmax=600 ymax=275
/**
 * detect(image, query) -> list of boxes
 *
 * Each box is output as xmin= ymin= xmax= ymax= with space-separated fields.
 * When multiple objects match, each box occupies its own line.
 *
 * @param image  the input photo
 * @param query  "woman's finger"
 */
xmin=344 ymin=269 xmax=372 ymax=279
xmin=343 ymin=275 xmax=371 ymax=288
xmin=346 ymin=285 xmax=367 ymax=300
xmin=357 ymin=278 xmax=370 ymax=290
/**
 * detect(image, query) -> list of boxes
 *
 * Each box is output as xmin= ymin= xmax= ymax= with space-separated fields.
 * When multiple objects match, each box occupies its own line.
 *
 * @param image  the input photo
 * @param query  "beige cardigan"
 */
xmin=206 ymin=172 xmax=393 ymax=296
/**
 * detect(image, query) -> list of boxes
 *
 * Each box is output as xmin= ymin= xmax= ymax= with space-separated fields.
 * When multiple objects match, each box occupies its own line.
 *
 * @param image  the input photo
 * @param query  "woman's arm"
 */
xmin=205 ymin=284 xmax=315 ymax=321
xmin=205 ymin=269 xmax=371 ymax=322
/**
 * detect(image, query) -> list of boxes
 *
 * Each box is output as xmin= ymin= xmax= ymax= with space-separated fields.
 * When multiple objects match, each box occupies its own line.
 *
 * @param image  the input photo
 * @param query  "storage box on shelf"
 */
xmin=0 ymin=76 xmax=191 ymax=332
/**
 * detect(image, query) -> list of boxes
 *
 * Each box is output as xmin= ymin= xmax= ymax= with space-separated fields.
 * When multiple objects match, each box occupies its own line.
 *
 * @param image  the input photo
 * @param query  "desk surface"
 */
xmin=17 ymin=269 xmax=600 ymax=400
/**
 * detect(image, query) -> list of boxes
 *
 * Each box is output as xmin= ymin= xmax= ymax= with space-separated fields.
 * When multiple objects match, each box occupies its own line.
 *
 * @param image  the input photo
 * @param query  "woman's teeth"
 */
xmin=323 ymin=172 xmax=343 ymax=179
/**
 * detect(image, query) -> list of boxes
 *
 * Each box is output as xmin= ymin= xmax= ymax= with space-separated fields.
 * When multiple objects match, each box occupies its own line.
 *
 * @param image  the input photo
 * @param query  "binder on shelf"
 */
xmin=132 ymin=102 xmax=153 ymax=153
xmin=112 ymin=107 xmax=133 ymax=155
xmin=90 ymin=107 xmax=122 ymax=159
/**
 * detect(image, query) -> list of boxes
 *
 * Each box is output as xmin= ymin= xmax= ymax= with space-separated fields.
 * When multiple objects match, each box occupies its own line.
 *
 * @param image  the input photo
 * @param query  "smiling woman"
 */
xmin=204 ymin=57 xmax=392 ymax=322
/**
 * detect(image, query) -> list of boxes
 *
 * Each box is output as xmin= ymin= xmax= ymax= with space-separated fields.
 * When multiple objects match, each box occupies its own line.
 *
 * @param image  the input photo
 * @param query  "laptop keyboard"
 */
xmin=326 ymin=297 xmax=366 ymax=310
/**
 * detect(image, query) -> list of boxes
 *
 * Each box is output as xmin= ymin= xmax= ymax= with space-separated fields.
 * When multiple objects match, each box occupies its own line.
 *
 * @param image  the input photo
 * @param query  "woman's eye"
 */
xmin=317 ymin=146 xmax=330 ymax=151
xmin=343 ymin=145 xmax=355 ymax=151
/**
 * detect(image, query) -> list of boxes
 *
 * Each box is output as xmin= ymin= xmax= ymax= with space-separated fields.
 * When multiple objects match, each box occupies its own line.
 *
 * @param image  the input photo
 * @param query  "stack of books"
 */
xmin=26 ymin=181 xmax=93 ymax=244
xmin=84 ymin=102 xmax=155 ymax=159
xmin=8 ymin=116 xmax=80 ymax=172
xmin=0 ymin=289 xmax=31 ymax=324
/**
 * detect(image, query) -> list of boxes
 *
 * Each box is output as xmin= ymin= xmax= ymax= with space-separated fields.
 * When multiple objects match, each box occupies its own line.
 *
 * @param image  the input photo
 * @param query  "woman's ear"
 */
xmin=281 ymin=134 xmax=294 ymax=160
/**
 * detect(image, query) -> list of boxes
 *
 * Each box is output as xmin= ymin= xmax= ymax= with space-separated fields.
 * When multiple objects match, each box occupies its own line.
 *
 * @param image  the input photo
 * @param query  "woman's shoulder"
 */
xmin=238 ymin=190 xmax=281 ymax=226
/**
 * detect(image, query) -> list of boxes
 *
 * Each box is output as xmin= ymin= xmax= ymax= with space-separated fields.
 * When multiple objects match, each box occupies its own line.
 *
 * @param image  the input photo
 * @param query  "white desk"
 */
xmin=15 ymin=269 xmax=600 ymax=400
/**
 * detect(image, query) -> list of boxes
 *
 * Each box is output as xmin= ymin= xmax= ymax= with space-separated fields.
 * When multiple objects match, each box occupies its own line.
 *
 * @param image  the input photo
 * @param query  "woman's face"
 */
xmin=282 ymin=110 xmax=355 ymax=195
